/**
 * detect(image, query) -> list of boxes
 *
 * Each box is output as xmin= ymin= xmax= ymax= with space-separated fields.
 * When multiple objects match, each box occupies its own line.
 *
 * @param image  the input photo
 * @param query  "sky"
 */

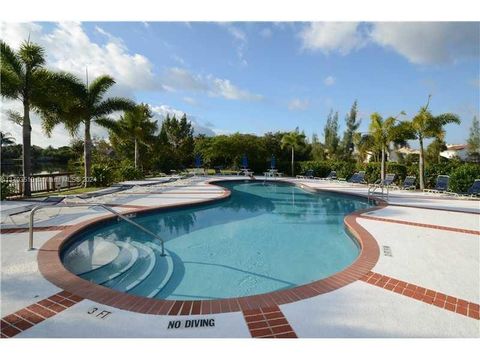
xmin=0 ymin=21 xmax=479 ymax=148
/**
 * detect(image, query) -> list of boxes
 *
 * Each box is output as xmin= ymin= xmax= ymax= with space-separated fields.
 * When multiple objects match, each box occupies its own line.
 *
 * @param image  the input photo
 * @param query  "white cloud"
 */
xmin=163 ymin=67 xmax=263 ymax=101
xmin=208 ymin=77 xmax=263 ymax=101
xmin=149 ymin=104 xmax=216 ymax=136
xmin=370 ymin=22 xmax=480 ymax=64
xmin=288 ymin=98 xmax=309 ymax=111
xmin=300 ymin=22 xmax=366 ymax=55
xmin=219 ymin=23 xmax=248 ymax=66
xmin=1 ymin=22 xmax=158 ymax=98
xmin=324 ymin=76 xmax=335 ymax=86
xmin=299 ymin=21 xmax=480 ymax=65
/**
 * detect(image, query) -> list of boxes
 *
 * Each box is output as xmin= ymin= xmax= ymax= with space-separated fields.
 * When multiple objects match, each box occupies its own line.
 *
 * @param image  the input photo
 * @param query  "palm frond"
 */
xmin=95 ymin=117 xmax=120 ymax=131
xmin=0 ymin=67 xmax=22 ymax=99
xmin=5 ymin=110 xmax=23 ymax=126
xmin=88 ymin=75 xmax=115 ymax=104
xmin=94 ymin=97 xmax=135 ymax=117
xmin=0 ymin=40 xmax=23 ymax=76
xmin=18 ymin=41 xmax=46 ymax=69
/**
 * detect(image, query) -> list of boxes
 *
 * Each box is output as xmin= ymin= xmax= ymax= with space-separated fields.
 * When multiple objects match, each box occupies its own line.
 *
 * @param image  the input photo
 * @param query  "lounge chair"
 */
xmin=348 ymin=171 xmax=366 ymax=184
xmin=467 ymin=179 xmax=480 ymax=197
xmin=297 ymin=169 xmax=314 ymax=179
xmin=2 ymin=196 xmax=66 ymax=219
xmin=399 ymin=175 xmax=416 ymax=190
xmin=453 ymin=179 xmax=480 ymax=198
xmin=314 ymin=171 xmax=337 ymax=181
xmin=423 ymin=175 xmax=449 ymax=193
xmin=368 ymin=173 xmax=396 ymax=196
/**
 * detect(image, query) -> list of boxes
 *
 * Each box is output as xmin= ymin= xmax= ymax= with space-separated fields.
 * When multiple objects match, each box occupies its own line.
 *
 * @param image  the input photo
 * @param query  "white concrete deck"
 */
xmin=1 ymin=176 xmax=479 ymax=337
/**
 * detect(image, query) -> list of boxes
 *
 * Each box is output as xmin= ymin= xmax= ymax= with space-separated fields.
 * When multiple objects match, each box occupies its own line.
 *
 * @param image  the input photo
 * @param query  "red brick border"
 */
xmin=0 ymin=290 xmax=83 ymax=338
xmin=361 ymin=271 xmax=479 ymax=320
xmin=243 ymin=305 xmax=297 ymax=338
xmin=36 ymin=180 xmax=383 ymax=316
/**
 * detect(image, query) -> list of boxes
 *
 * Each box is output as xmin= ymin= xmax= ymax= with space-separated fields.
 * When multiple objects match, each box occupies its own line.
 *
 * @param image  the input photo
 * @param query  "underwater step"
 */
xmin=128 ymin=243 xmax=174 ymax=298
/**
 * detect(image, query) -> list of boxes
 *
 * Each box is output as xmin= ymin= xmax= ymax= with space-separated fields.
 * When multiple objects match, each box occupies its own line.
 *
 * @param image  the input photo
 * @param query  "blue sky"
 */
xmin=1 ymin=21 xmax=479 ymax=147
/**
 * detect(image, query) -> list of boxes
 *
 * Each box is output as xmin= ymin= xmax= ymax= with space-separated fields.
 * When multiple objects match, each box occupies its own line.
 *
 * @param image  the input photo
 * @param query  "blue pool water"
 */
xmin=62 ymin=181 xmax=370 ymax=300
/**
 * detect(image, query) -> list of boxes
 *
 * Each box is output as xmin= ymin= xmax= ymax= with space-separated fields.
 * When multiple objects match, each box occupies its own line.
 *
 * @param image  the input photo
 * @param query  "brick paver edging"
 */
xmin=243 ymin=305 xmax=297 ymax=338
xmin=36 ymin=179 xmax=383 ymax=316
xmin=1 ymin=290 xmax=83 ymax=338
xmin=361 ymin=271 xmax=480 ymax=320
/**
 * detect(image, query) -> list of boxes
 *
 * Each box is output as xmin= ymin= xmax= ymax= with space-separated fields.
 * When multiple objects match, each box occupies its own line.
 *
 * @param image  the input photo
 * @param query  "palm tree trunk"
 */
xmin=22 ymin=99 xmax=32 ymax=197
xmin=381 ymin=145 xmax=385 ymax=181
xmin=291 ymin=147 xmax=295 ymax=177
xmin=134 ymin=137 xmax=139 ymax=169
xmin=419 ymin=136 xmax=425 ymax=190
xmin=84 ymin=119 xmax=92 ymax=188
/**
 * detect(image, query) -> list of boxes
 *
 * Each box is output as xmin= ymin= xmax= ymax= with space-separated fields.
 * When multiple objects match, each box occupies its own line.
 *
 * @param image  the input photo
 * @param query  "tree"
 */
xmin=341 ymin=100 xmax=361 ymax=159
xmin=42 ymin=74 xmax=135 ymax=186
xmin=1 ymin=39 xmax=79 ymax=196
xmin=0 ymin=132 xmax=15 ymax=146
xmin=467 ymin=116 xmax=480 ymax=162
xmin=324 ymin=110 xmax=340 ymax=159
xmin=425 ymin=137 xmax=447 ymax=164
xmin=368 ymin=112 xmax=407 ymax=181
xmin=353 ymin=132 xmax=374 ymax=164
xmin=109 ymin=104 xmax=157 ymax=169
xmin=158 ymin=114 xmax=194 ymax=170
xmin=311 ymin=133 xmax=326 ymax=161
xmin=399 ymin=96 xmax=460 ymax=190
xmin=281 ymin=130 xmax=306 ymax=176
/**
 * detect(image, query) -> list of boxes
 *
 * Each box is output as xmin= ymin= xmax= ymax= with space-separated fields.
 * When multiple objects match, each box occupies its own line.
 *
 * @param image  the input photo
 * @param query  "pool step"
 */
xmin=81 ymin=242 xmax=138 ymax=284
xmin=128 ymin=243 xmax=174 ymax=298
xmin=103 ymin=241 xmax=156 ymax=292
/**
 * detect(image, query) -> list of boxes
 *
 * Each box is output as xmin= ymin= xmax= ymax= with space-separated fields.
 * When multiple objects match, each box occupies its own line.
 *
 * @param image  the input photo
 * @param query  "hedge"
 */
xmin=448 ymin=163 xmax=480 ymax=193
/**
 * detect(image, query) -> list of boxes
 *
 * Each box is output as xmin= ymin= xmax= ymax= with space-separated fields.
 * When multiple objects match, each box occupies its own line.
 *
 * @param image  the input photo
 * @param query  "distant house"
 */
xmin=364 ymin=147 xmax=419 ymax=163
xmin=440 ymin=144 xmax=468 ymax=160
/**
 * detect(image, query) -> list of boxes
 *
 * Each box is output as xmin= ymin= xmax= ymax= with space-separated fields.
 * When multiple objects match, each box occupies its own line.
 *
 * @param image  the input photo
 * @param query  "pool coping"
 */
xmin=37 ymin=179 xmax=386 ymax=316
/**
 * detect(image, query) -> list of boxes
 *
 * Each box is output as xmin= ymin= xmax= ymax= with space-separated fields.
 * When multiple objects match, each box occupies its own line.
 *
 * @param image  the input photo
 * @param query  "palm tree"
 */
xmin=368 ymin=112 xmax=406 ymax=181
xmin=42 ymin=74 xmax=135 ymax=186
xmin=109 ymin=104 xmax=158 ymax=169
xmin=399 ymin=95 xmax=460 ymax=190
xmin=0 ymin=132 xmax=15 ymax=146
xmin=281 ymin=131 xmax=305 ymax=177
xmin=1 ymin=40 xmax=80 ymax=196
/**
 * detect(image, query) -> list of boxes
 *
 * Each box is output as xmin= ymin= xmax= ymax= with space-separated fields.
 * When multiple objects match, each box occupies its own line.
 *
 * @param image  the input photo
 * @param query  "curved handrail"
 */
xmin=28 ymin=203 xmax=165 ymax=256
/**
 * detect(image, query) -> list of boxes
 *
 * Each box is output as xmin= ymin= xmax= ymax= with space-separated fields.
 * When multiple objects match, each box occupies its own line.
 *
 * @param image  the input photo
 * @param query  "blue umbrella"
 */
xmin=270 ymin=155 xmax=276 ymax=169
xmin=242 ymin=154 xmax=248 ymax=169
xmin=195 ymin=154 xmax=202 ymax=168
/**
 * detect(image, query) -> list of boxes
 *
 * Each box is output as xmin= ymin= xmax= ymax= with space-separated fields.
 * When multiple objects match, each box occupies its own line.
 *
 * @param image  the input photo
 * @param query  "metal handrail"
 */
xmin=28 ymin=203 xmax=165 ymax=256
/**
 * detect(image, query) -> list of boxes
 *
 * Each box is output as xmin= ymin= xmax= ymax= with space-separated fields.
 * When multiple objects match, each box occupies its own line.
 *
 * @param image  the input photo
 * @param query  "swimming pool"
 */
xmin=61 ymin=181 xmax=370 ymax=300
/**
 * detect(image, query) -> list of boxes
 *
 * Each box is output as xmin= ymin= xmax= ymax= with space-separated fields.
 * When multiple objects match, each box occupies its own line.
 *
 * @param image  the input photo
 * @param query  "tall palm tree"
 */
xmin=1 ymin=40 xmax=80 ymax=196
xmin=0 ymin=132 xmax=16 ymax=146
xmin=109 ymin=104 xmax=158 ymax=169
xmin=399 ymin=96 xmax=460 ymax=190
xmin=42 ymin=74 xmax=135 ymax=186
xmin=368 ymin=112 xmax=406 ymax=181
xmin=281 ymin=131 xmax=305 ymax=177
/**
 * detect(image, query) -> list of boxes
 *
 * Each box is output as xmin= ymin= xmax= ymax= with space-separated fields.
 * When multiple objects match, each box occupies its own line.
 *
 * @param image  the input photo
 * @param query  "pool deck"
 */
xmin=1 ymin=176 xmax=479 ymax=338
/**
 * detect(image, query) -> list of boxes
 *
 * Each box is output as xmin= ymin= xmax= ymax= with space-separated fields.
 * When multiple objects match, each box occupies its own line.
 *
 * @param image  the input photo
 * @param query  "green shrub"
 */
xmin=424 ymin=159 xmax=462 ymax=188
xmin=331 ymin=161 xmax=357 ymax=179
xmin=449 ymin=163 xmax=480 ymax=193
xmin=91 ymin=164 xmax=114 ymax=187
xmin=386 ymin=163 xmax=407 ymax=184
xmin=359 ymin=162 xmax=380 ymax=183
xmin=116 ymin=163 xmax=144 ymax=181
xmin=298 ymin=161 xmax=331 ymax=177
xmin=1 ymin=176 xmax=13 ymax=200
